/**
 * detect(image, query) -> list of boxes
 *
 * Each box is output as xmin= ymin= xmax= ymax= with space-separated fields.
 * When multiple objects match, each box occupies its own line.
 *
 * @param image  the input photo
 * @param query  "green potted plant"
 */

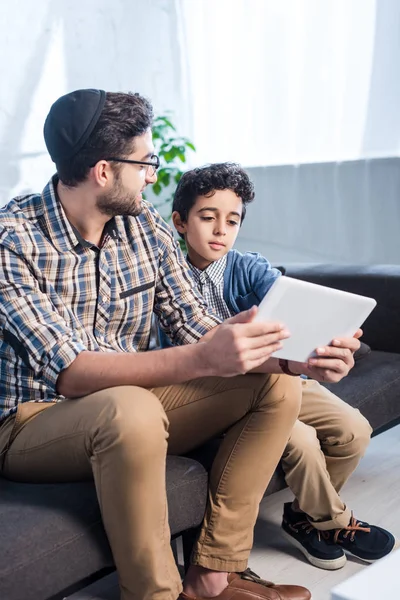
xmin=146 ymin=114 xmax=195 ymax=230
xmin=147 ymin=114 xmax=196 ymax=343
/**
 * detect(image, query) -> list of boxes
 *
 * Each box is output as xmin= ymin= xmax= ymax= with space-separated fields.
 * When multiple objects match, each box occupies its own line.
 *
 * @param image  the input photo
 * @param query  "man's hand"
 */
xmin=199 ymin=306 xmax=291 ymax=377
xmin=291 ymin=329 xmax=362 ymax=383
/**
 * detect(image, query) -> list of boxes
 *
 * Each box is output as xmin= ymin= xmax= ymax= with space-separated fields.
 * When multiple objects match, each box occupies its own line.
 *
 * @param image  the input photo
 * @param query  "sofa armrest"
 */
xmin=283 ymin=264 xmax=400 ymax=354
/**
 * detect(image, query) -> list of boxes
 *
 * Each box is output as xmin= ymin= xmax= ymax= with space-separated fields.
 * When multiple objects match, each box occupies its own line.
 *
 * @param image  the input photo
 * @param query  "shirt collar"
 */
xmin=188 ymin=254 xmax=228 ymax=286
xmin=40 ymin=175 xmax=125 ymax=252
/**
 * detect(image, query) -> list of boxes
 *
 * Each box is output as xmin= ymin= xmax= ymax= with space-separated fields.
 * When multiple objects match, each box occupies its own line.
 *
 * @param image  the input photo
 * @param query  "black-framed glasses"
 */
xmin=104 ymin=155 xmax=160 ymax=176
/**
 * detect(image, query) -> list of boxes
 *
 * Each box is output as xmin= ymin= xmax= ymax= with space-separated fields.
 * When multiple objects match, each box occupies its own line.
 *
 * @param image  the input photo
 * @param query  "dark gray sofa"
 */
xmin=1 ymin=264 xmax=399 ymax=600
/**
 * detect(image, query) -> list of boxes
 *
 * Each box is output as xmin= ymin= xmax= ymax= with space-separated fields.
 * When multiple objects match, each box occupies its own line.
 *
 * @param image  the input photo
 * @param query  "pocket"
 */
xmin=0 ymin=414 xmax=16 ymax=468
xmin=111 ymin=283 xmax=155 ymax=348
xmin=0 ymin=403 xmax=56 ymax=471
xmin=120 ymin=281 xmax=155 ymax=299
xmin=11 ymin=402 xmax=57 ymax=442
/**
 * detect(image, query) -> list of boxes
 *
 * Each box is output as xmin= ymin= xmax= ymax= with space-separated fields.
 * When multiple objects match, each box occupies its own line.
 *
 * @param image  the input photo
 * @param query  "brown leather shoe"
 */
xmin=179 ymin=568 xmax=311 ymax=600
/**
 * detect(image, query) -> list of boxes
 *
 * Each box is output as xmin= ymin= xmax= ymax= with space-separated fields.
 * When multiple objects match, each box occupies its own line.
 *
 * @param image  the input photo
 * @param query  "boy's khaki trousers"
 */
xmin=282 ymin=379 xmax=372 ymax=529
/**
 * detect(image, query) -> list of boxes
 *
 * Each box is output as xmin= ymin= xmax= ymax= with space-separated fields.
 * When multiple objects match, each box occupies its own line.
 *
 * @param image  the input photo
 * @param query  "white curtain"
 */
xmin=179 ymin=0 xmax=400 ymax=265
xmin=179 ymin=0 xmax=400 ymax=167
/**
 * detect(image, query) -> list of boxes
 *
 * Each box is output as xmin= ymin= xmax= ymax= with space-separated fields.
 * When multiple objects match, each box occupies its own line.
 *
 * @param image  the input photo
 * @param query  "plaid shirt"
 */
xmin=188 ymin=256 xmax=233 ymax=321
xmin=0 ymin=176 xmax=221 ymax=423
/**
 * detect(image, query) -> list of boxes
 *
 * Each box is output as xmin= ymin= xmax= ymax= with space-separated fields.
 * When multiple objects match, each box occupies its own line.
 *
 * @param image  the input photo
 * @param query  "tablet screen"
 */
xmin=254 ymin=276 xmax=376 ymax=362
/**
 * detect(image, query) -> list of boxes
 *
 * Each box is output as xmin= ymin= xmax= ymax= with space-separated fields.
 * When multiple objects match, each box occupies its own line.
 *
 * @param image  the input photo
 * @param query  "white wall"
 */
xmin=237 ymin=158 xmax=400 ymax=265
xmin=0 ymin=0 xmax=189 ymax=205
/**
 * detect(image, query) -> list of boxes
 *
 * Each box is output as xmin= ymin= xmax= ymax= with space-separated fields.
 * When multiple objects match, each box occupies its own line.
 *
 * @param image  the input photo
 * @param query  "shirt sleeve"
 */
xmin=151 ymin=213 xmax=221 ymax=345
xmin=0 ymin=244 xmax=87 ymax=392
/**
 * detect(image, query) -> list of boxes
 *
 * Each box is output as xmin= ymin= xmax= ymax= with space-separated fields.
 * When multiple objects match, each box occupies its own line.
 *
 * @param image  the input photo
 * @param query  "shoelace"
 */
xmin=239 ymin=568 xmax=274 ymax=587
xmin=287 ymin=517 xmax=325 ymax=542
xmin=333 ymin=513 xmax=371 ymax=543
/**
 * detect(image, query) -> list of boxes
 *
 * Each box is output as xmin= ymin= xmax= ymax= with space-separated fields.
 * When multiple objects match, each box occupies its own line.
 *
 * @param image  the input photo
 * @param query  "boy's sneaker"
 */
xmin=281 ymin=502 xmax=347 ymax=570
xmin=325 ymin=513 xmax=397 ymax=563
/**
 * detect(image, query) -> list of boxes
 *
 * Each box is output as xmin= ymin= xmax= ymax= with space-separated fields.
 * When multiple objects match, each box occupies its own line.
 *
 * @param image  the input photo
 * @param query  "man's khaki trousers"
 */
xmin=0 ymin=373 xmax=302 ymax=600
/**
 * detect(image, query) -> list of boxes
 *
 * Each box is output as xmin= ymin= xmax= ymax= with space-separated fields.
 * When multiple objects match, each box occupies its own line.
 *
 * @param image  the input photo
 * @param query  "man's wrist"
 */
xmin=195 ymin=341 xmax=217 ymax=378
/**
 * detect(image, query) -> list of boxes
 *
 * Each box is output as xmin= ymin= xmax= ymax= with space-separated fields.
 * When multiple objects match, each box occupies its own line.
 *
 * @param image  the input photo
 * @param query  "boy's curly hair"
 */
xmin=172 ymin=162 xmax=255 ymax=225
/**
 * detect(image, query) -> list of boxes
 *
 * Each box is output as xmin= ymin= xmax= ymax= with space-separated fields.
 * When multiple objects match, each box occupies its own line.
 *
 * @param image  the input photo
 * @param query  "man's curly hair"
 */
xmin=172 ymin=162 xmax=255 ymax=228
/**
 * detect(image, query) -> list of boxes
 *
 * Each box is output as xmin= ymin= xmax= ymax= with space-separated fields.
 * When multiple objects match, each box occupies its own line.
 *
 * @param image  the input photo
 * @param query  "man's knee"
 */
xmin=267 ymin=374 xmax=303 ymax=417
xmin=89 ymin=386 xmax=169 ymax=454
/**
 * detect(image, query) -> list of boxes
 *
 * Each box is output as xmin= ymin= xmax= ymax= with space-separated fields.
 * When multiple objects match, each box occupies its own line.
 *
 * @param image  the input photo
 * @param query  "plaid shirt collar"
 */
xmin=188 ymin=254 xmax=228 ymax=286
xmin=40 ymin=176 xmax=125 ymax=252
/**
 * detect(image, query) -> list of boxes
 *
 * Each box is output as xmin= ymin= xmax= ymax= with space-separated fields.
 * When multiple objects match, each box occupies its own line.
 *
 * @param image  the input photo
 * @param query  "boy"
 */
xmin=163 ymin=161 xmax=396 ymax=571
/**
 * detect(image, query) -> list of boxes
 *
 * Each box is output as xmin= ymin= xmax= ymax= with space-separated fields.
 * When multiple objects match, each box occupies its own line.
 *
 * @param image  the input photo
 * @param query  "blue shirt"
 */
xmin=221 ymin=249 xmax=281 ymax=314
xmin=159 ymin=249 xmax=281 ymax=346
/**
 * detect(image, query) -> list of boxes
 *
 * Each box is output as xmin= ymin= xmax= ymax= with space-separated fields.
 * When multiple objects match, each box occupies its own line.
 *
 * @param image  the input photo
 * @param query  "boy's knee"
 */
xmin=350 ymin=411 xmax=372 ymax=454
xmin=284 ymin=421 xmax=320 ymax=463
xmin=327 ymin=408 xmax=372 ymax=455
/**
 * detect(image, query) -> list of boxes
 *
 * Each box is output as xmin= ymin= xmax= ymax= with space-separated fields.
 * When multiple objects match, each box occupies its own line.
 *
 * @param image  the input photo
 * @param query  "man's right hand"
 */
xmin=199 ymin=306 xmax=290 ymax=377
xmin=57 ymin=307 xmax=290 ymax=398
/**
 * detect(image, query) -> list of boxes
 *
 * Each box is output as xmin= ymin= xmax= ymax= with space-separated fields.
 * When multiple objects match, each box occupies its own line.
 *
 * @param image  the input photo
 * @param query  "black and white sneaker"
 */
xmin=325 ymin=513 xmax=397 ymax=563
xmin=281 ymin=502 xmax=347 ymax=570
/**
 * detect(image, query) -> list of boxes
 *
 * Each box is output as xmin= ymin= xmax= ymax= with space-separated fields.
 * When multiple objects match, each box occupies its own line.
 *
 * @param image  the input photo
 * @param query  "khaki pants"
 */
xmin=282 ymin=379 xmax=373 ymax=530
xmin=0 ymin=373 xmax=301 ymax=600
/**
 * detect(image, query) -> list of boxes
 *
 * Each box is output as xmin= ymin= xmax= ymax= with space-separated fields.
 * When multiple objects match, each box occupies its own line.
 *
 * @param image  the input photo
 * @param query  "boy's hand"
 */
xmin=293 ymin=329 xmax=362 ymax=383
xmin=200 ymin=306 xmax=291 ymax=377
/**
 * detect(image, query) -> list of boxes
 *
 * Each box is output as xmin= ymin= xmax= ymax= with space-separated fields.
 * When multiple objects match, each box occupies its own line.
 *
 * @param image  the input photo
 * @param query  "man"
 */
xmin=0 ymin=89 xmax=357 ymax=600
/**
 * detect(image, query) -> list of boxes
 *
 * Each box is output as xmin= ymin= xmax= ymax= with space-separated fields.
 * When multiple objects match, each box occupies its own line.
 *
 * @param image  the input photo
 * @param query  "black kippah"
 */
xmin=43 ymin=88 xmax=106 ymax=163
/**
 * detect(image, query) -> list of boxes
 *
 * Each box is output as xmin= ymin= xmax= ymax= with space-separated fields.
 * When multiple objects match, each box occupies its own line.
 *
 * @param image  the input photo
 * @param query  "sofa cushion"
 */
xmin=354 ymin=341 xmax=371 ymax=361
xmin=0 ymin=455 xmax=207 ymax=600
xmin=323 ymin=350 xmax=400 ymax=430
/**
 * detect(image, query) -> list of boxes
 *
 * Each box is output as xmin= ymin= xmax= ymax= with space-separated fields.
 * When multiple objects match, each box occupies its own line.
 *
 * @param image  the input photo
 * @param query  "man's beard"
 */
xmin=96 ymin=177 xmax=143 ymax=218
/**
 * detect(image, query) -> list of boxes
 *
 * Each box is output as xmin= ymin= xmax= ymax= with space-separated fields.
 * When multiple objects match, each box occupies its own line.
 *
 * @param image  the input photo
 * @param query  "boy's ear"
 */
xmin=172 ymin=211 xmax=187 ymax=234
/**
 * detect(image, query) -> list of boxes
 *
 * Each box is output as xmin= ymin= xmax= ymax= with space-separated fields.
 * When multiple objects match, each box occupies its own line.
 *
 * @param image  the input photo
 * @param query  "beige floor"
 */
xmin=249 ymin=424 xmax=400 ymax=600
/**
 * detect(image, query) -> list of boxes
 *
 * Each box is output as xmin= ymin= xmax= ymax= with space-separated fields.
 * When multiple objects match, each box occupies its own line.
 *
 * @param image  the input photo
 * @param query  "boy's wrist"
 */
xmin=290 ymin=360 xmax=306 ymax=376
xmin=279 ymin=358 xmax=301 ymax=376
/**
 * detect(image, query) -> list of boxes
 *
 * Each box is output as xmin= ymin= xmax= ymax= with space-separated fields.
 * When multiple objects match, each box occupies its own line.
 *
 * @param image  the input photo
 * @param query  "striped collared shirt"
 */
xmin=0 ymin=176 xmax=221 ymax=423
xmin=188 ymin=255 xmax=233 ymax=321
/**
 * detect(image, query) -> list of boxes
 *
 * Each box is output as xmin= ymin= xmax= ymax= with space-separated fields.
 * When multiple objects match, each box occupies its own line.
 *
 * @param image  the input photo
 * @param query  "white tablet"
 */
xmin=254 ymin=276 xmax=377 ymax=363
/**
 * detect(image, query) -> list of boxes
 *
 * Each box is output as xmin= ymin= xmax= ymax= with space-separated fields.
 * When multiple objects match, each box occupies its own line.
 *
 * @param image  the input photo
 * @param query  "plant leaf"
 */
xmin=150 ymin=113 xmax=196 ymax=218
xmin=152 ymin=181 xmax=162 ymax=196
